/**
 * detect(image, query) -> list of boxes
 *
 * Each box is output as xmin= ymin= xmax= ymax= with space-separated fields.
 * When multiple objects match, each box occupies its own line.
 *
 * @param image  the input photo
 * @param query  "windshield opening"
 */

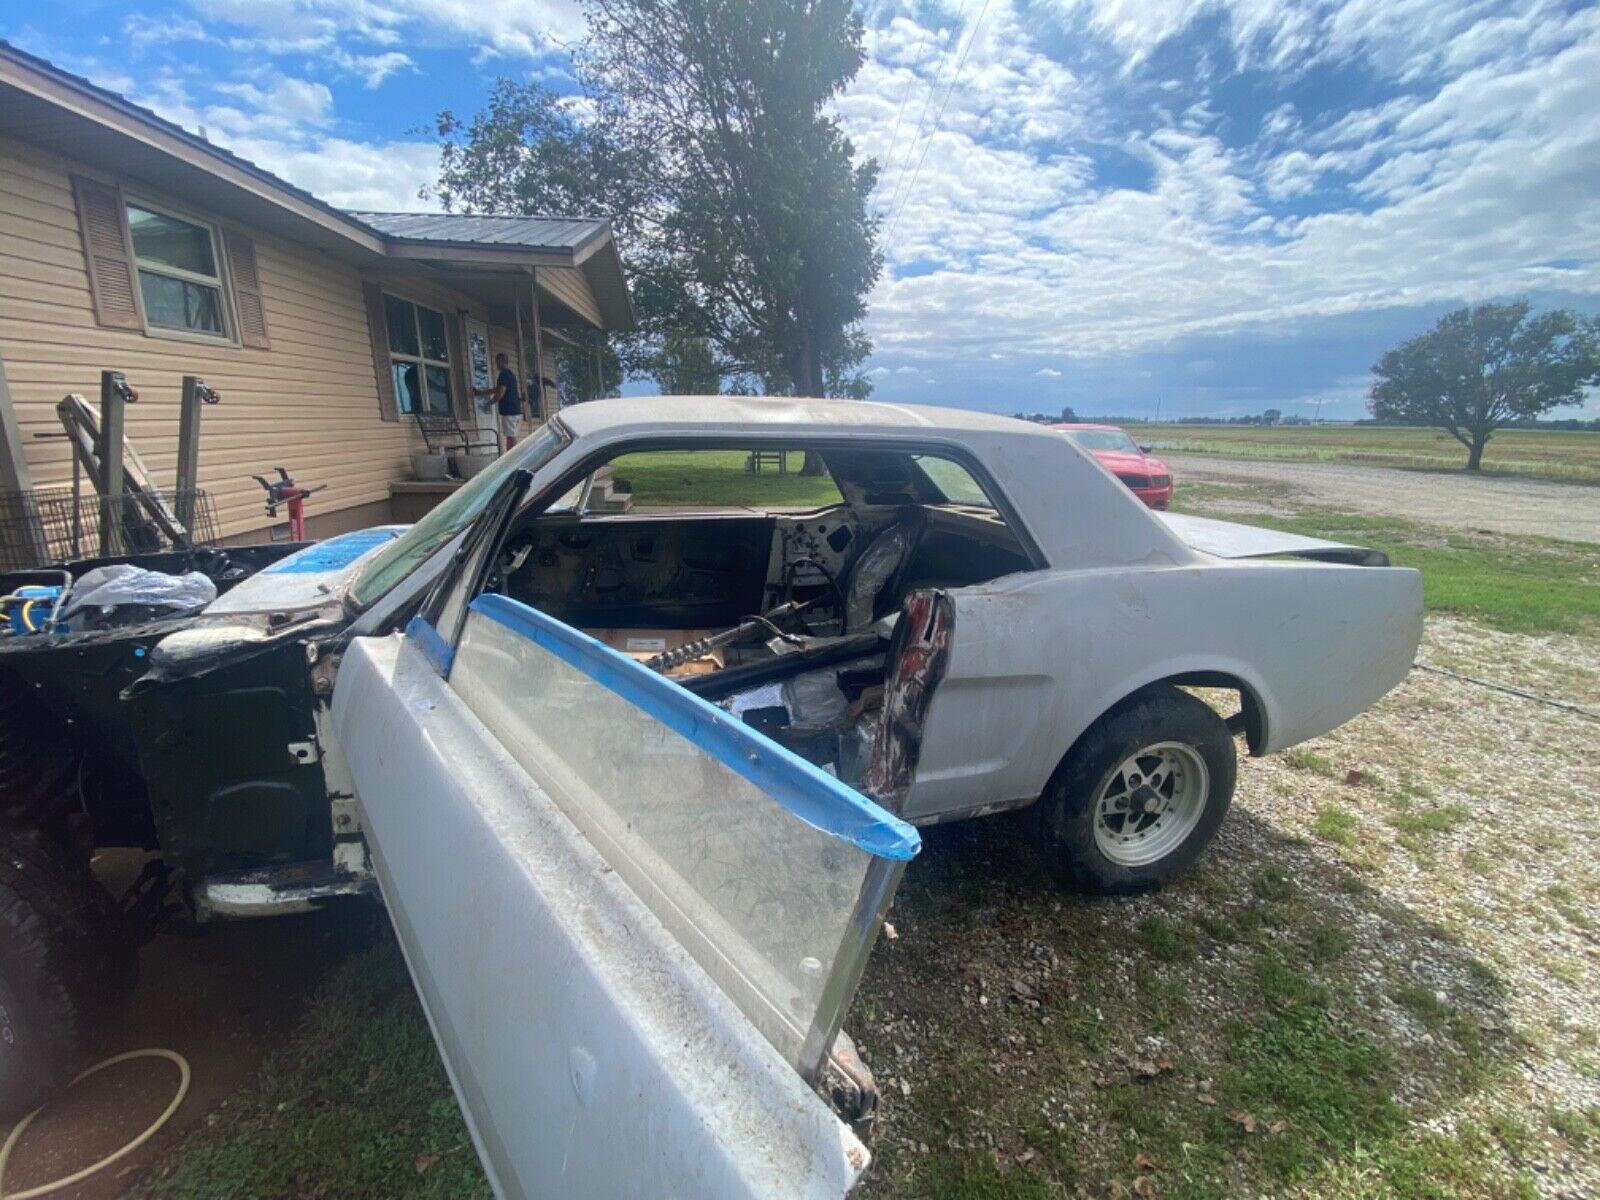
xmin=347 ymin=422 xmax=569 ymax=608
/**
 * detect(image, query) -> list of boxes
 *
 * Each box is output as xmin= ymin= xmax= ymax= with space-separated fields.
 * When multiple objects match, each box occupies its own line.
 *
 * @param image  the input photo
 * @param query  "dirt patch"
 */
xmin=0 ymin=882 xmax=362 ymax=1200
xmin=1170 ymin=455 xmax=1600 ymax=544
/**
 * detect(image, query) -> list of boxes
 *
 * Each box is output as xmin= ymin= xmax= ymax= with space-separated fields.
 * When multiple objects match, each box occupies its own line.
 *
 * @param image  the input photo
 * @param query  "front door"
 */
xmin=333 ymin=576 xmax=917 ymax=1196
xmin=463 ymin=318 xmax=498 ymax=445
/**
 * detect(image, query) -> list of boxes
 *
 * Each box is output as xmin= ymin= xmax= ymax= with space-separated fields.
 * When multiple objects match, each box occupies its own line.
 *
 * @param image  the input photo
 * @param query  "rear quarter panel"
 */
xmin=901 ymin=559 xmax=1423 ymax=822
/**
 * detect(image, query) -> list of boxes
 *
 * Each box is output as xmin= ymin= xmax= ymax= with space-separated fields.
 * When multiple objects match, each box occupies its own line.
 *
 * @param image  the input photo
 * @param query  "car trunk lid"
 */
xmin=1157 ymin=512 xmax=1389 ymax=566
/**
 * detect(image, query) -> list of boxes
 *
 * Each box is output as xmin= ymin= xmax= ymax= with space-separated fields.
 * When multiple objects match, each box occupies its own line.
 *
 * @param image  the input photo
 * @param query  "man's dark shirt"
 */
xmin=496 ymin=367 xmax=522 ymax=416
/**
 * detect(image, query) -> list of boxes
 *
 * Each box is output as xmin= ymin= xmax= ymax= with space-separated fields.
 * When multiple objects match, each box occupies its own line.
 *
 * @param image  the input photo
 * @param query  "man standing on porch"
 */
xmin=475 ymin=353 xmax=525 ymax=451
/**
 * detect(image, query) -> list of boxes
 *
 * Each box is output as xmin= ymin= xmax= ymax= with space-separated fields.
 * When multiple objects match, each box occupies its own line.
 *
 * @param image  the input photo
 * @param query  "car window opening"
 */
xmin=476 ymin=445 xmax=1037 ymax=794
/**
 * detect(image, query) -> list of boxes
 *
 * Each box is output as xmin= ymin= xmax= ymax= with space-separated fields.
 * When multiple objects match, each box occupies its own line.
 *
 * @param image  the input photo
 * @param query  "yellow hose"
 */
xmin=0 ymin=1048 xmax=191 ymax=1200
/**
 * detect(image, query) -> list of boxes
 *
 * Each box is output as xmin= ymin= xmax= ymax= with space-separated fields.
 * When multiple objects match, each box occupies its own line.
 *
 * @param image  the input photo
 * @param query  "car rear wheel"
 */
xmin=1036 ymin=686 xmax=1235 ymax=895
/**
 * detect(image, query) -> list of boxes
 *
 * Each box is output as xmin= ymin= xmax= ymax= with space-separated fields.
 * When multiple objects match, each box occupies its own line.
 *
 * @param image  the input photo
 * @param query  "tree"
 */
xmin=578 ymin=0 xmax=881 ymax=400
xmin=1369 ymin=303 xmax=1600 ymax=470
xmin=431 ymin=2 xmax=882 ymax=408
xmin=1262 ymin=408 xmax=1282 ymax=425
xmin=554 ymin=334 xmax=623 ymax=406
xmin=651 ymin=332 xmax=721 ymax=395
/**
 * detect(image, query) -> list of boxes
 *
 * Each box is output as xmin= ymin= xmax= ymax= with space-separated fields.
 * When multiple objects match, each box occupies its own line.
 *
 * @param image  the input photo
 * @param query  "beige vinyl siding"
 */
xmin=0 ymin=134 xmax=482 ymax=538
xmin=537 ymin=265 xmax=601 ymax=327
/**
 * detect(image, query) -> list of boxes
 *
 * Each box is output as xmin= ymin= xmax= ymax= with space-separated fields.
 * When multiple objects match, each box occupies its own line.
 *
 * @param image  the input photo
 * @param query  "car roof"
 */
xmin=557 ymin=395 xmax=1064 ymax=441
xmin=542 ymin=395 xmax=1193 ymax=572
xmin=1051 ymin=422 xmax=1126 ymax=432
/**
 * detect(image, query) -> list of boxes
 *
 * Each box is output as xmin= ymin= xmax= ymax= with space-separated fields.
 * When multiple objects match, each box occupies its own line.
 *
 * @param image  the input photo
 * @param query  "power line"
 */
xmin=883 ymin=0 xmax=993 ymax=254
xmin=879 ymin=15 xmax=934 ymax=201
xmin=881 ymin=1 xmax=967 ymax=227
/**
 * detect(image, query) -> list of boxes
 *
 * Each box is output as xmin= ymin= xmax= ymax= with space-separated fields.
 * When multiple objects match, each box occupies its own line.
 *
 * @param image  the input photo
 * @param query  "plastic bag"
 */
xmin=62 ymin=564 xmax=217 ymax=620
xmin=782 ymin=668 xmax=851 ymax=731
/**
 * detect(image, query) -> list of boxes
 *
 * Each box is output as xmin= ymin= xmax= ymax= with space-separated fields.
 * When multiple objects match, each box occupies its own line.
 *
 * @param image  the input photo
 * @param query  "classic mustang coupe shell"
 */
xmin=421 ymin=397 xmax=1423 ymax=825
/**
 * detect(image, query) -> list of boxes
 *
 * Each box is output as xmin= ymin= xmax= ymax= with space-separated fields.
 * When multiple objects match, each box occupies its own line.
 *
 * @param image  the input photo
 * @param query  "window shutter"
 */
xmin=363 ymin=283 xmax=398 ymax=422
xmin=70 ymin=175 xmax=143 ymax=330
xmin=223 ymin=230 xmax=271 ymax=349
xmin=446 ymin=313 xmax=473 ymax=422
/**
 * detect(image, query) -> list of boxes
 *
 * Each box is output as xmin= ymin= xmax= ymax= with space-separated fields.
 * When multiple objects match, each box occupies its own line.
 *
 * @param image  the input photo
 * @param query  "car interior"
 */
xmin=479 ymin=445 xmax=1039 ymax=785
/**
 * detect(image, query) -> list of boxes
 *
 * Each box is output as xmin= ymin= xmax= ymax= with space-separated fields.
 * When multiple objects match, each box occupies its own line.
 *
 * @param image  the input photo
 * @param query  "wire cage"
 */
xmin=0 ymin=487 xmax=220 ymax=573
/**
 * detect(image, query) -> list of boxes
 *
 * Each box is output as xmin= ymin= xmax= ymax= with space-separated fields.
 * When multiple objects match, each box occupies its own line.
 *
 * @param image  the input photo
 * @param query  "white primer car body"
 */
xmin=330 ymin=397 xmax=1422 ymax=1198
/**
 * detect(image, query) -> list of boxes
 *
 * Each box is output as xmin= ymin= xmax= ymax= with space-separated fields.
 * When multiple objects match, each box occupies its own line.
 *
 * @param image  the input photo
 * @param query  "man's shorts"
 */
xmin=499 ymin=412 xmax=522 ymax=441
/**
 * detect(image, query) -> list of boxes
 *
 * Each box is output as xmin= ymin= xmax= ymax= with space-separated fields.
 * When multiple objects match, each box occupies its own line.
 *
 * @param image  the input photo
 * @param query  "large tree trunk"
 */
xmin=797 ymin=317 xmax=827 ymax=475
xmin=1465 ymin=436 xmax=1487 ymax=471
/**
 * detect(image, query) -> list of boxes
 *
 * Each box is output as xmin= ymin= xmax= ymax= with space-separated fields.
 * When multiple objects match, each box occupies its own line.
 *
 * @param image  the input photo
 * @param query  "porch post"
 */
xmin=0 ymin=350 xmax=31 ymax=494
xmin=98 ymin=370 xmax=127 ymax=555
xmin=529 ymin=266 xmax=552 ymax=416
xmin=0 ymin=349 xmax=51 ymax=568
xmin=174 ymin=375 xmax=209 ymax=534
xmin=512 ymin=287 xmax=528 ymax=449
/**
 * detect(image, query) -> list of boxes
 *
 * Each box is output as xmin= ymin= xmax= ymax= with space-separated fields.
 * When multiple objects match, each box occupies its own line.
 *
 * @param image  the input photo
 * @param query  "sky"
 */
xmin=5 ymin=0 xmax=1599 ymax=420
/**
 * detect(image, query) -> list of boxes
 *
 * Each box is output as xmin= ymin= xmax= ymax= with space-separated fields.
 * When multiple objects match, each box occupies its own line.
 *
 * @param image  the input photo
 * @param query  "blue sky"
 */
xmin=6 ymin=1 xmax=1599 ymax=419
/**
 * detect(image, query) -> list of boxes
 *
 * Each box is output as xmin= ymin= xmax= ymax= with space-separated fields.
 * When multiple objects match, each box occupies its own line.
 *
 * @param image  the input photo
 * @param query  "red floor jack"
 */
xmin=251 ymin=467 xmax=326 ymax=542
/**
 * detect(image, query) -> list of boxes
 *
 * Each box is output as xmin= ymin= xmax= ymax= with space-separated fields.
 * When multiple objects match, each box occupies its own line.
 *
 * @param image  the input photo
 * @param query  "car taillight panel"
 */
xmin=863 ymin=589 xmax=954 ymax=813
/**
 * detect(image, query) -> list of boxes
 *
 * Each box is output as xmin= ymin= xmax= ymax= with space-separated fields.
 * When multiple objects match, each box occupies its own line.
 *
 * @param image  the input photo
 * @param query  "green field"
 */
xmin=1131 ymin=424 xmax=1600 ymax=485
xmin=610 ymin=450 xmax=844 ymax=507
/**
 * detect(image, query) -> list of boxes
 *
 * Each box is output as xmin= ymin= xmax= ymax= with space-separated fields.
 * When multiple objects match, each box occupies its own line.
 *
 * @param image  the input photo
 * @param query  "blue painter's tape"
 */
xmin=262 ymin=528 xmax=402 ymax=574
xmin=406 ymin=616 xmax=455 ymax=677
xmin=467 ymin=593 xmax=921 ymax=863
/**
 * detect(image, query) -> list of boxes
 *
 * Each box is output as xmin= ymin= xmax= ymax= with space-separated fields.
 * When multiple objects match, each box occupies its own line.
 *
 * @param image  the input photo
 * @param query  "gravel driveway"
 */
xmin=1169 ymin=455 xmax=1600 ymax=543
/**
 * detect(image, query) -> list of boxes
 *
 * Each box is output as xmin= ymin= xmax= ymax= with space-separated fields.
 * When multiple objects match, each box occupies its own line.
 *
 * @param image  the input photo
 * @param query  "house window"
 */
xmin=126 ymin=203 xmax=228 ymax=337
xmin=384 ymin=294 xmax=453 ymax=414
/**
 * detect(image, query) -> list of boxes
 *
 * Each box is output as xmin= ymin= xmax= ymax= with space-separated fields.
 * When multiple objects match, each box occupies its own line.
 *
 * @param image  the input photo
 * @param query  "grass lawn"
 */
xmin=141 ymin=910 xmax=492 ymax=1200
xmin=1133 ymin=424 xmax=1600 ymax=485
xmin=610 ymin=449 xmax=844 ymax=508
xmin=1179 ymin=508 xmax=1600 ymax=637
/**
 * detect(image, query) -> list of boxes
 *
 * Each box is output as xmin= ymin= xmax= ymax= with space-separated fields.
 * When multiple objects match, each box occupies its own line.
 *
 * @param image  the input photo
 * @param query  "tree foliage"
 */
xmin=650 ymin=332 xmax=721 ymax=395
xmin=431 ymin=0 xmax=882 ymax=400
xmin=1368 ymin=302 xmax=1600 ymax=469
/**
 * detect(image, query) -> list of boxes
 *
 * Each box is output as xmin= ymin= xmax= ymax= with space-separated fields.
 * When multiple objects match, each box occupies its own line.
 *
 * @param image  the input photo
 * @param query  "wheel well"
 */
xmin=1153 ymin=671 xmax=1266 ymax=755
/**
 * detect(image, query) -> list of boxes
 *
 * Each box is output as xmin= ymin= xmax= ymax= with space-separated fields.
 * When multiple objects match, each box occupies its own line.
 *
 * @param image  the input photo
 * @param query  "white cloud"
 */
xmin=124 ymin=14 xmax=213 ymax=50
xmin=187 ymin=0 xmax=584 ymax=61
xmin=229 ymin=137 xmax=441 ymax=210
xmin=327 ymin=49 xmax=415 ymax=88
xmin=124 ymin=68 xmax=438 ymax=211
xmin=844 ymin=1 xmax=1600 ymax=370
xmin=1034 ymin=367 xmax=1063 ymax=377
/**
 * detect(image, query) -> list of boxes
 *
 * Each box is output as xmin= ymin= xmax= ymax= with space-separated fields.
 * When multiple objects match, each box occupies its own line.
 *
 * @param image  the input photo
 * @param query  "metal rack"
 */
xmin=0 ymin=486 xmax=219 ymax=572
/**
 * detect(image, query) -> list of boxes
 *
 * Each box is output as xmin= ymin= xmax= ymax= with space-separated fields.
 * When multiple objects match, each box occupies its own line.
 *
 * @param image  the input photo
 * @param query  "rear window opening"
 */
xmin=482 ymin=445 xmax=1036 ymax=790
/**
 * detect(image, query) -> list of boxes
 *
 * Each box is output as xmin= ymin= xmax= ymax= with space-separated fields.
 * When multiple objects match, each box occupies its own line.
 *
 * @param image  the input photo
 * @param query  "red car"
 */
xmin=1051 ymin=423 xmax=1174 ymax=509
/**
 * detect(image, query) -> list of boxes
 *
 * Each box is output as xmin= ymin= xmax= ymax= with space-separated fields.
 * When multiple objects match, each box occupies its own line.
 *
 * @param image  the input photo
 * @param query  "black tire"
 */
xmin=1035 ymin=686 xmax=1236 ymax=895
xmin=0 ymin=827 xmax=137 ymax=1118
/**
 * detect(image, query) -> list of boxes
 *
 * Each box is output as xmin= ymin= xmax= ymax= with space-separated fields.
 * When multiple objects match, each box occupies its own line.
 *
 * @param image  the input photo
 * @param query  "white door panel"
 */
xmin=334 ymin=597 xmax=918 ymax=1198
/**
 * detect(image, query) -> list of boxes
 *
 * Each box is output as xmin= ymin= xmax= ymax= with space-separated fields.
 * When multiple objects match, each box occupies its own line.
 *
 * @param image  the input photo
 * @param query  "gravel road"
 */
xmin=1168 ymin=455 xmax=1600 ymax=543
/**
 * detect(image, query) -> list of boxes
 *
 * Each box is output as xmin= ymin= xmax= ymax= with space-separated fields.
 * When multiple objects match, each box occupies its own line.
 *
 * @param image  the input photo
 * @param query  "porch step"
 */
xmin=588 ymin=469 xmax=633 ymax=513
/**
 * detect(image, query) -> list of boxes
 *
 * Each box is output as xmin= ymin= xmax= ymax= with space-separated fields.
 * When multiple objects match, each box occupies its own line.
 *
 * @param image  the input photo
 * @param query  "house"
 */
xmin=0 ymin=41 xmax=633 ymax=548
